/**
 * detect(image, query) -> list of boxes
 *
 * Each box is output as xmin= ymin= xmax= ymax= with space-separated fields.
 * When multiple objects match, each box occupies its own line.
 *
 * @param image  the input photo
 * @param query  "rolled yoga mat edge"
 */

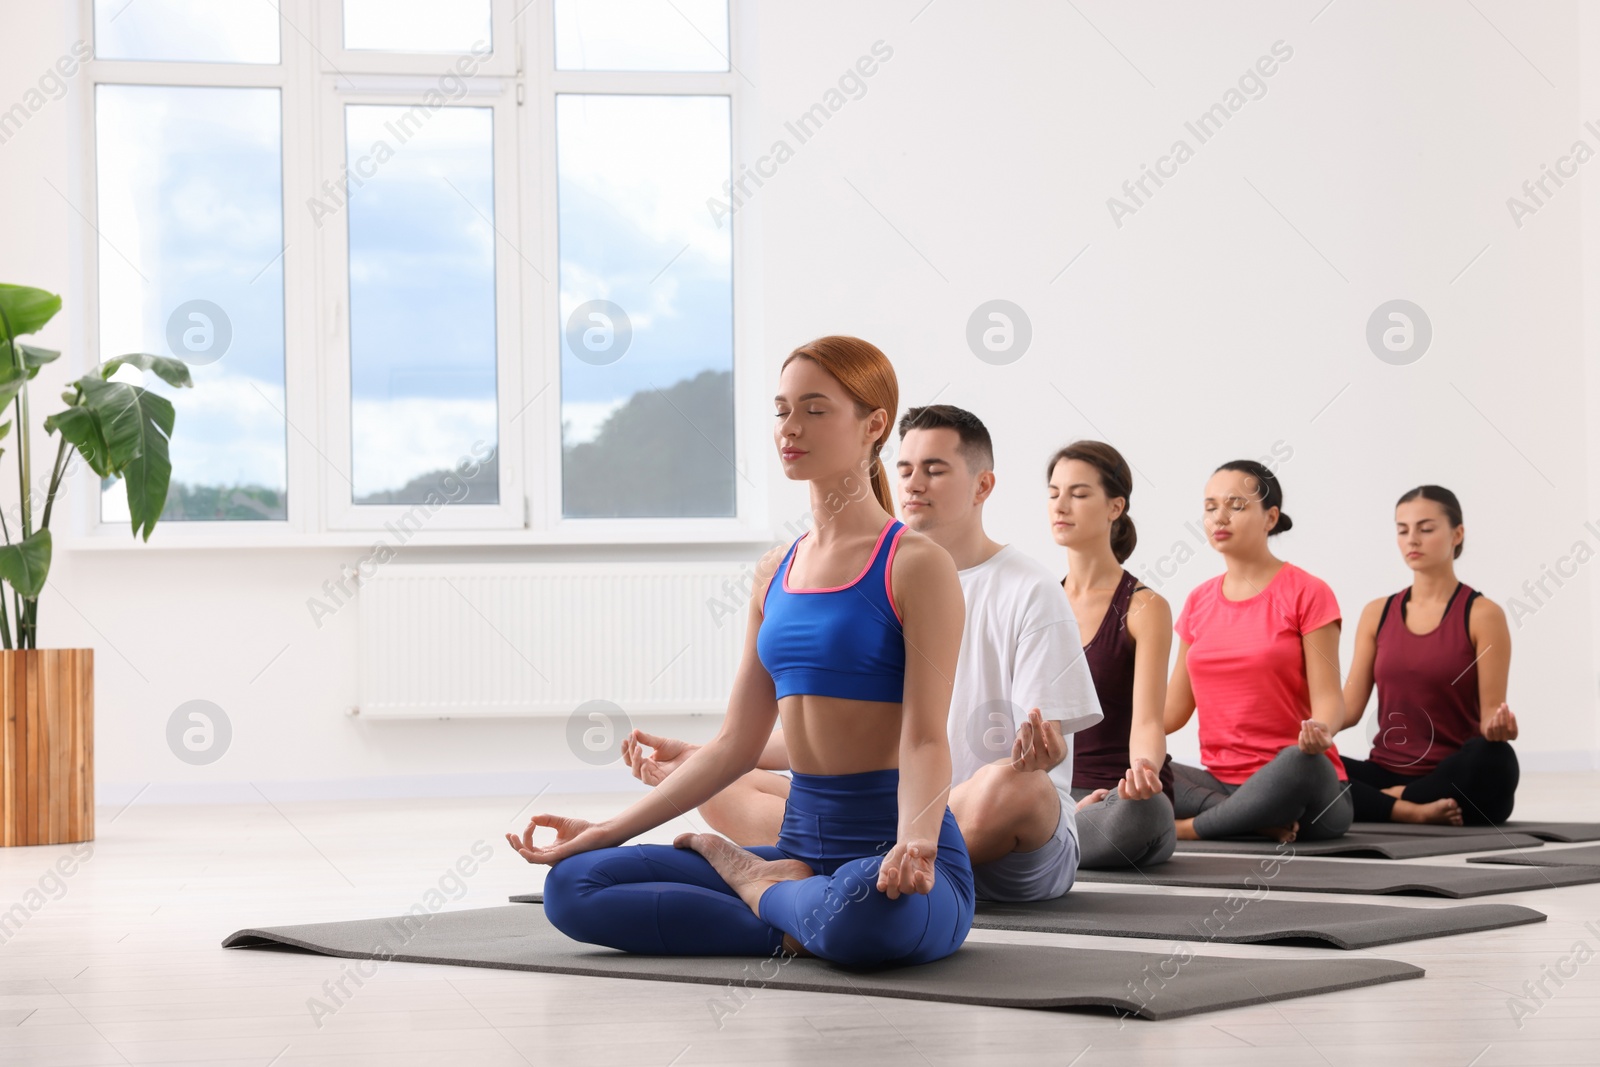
xmin=506 ymin=891 xmax=1544 ymax=950
xmin=1074 ymin=854 xmax=1600 ymax=897
xmin=222 ymin=906 xmax=1424 ymax=1021
xmin=1173 ymin=830 xmax=1544 ymax=859
xmin=1466 ymin=843 xmax=1600 ymax=868
xmin=966 ymin=895 xmax=1541 ymax=948
xmin=1348 ymin=821 xmax=1600 ymax=843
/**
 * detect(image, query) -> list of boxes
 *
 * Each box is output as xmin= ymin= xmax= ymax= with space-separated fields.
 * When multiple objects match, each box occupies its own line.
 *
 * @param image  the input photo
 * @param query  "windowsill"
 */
xmin=58 ymin=524 xmax=782 ymax=551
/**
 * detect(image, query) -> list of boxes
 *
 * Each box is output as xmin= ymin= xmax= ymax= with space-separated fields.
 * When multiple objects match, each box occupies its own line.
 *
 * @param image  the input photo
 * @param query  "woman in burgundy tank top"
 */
xmin=1047 ymin=441 xmax=1176 ymax=869
xmin=1341 ymin=486 xmax=1519 ymax=825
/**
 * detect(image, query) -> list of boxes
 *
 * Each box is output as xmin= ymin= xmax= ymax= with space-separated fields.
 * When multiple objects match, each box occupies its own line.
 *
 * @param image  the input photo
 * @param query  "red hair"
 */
xmin=781 ymin=336 xmax=898 ymax=514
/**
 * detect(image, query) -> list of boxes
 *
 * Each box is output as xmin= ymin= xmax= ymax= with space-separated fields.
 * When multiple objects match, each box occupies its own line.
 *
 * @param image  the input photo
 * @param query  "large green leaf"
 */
xmin=20 ymin=344 xmax=59 ymax=379
xmin=0 ymin=529 xmax=52 ymax=600
xmin=122 ymin=425 xmax=175 ymax=541
xmin=100 ymin=352 xmax=193 ymax=390
xmin=79 ymin=377 xmax=158 ymax=468
xmin=44 ymin=404 xmax=112 ymax=477
xmin=0 ymin=285 xmax=62 ymax=340
xmin=0 ymin=344 xmax=59 ymax=387
xmin=78 ymin=377 xmax=175 ymax=540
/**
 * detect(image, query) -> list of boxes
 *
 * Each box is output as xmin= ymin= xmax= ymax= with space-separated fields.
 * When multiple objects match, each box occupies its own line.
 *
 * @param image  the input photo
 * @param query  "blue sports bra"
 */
xmin=757 ymin=518 xmax=907 ymax=703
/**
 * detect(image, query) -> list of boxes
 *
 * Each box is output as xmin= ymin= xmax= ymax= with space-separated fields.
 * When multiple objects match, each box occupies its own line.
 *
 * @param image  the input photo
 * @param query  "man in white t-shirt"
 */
xmin=622 ymin=405 xmax=1105 ymax=902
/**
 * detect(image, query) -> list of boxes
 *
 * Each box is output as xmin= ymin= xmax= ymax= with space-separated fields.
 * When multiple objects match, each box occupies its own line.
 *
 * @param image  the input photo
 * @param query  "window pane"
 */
xmin=95 ymin=85 xmax=287 ymax=523
xmin=94 ymin=0 xmax=281 ymax=64
xmin=555 ymin=0 xmax=728 ymax=72
xmin=557 ymin=95 xmax=733 ymax=518
xmin=346 ymin=105 xmax=499 ymax=505
xmin=343 ymin=0 xmax=492 ymax=53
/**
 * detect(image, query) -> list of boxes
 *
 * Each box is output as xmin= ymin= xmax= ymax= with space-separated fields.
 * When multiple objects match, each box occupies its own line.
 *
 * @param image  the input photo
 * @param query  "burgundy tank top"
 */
xmin=1070 ymin=569 xmax=1176 ymax=801
xmin=1369 ymin=582 xmax=1483 ymax=775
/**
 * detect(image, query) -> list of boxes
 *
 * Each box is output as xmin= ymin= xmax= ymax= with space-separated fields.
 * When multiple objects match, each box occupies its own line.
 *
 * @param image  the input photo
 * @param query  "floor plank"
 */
xmin=2 ymin=773 xmax=1598 ymax=1064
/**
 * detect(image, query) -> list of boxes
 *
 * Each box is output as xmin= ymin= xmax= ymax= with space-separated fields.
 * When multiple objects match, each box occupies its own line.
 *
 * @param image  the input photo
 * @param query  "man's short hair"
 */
xmin=897 ymin=404 xmax=994 ymax=473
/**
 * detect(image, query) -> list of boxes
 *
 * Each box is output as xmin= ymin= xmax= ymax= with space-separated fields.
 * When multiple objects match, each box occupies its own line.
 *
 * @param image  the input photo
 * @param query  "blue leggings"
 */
xmin=542 ymin=768 xmax=975 ymax=968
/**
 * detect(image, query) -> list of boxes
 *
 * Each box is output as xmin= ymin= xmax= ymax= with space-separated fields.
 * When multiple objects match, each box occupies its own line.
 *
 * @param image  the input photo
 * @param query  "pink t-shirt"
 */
xmin=1175 ymin=562 xmax=1345 ymax=785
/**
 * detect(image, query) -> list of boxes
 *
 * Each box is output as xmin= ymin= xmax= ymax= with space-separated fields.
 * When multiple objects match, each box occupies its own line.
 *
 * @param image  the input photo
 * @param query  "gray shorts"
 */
xmin=970 ymin=794 xmax=1078 ymax=903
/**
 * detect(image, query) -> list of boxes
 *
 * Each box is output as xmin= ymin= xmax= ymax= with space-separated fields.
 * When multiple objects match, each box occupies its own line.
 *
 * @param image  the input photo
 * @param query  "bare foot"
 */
xmin=674 ymin=832 xmax=813 ymax=914
xmin=1381 ymin=785 xmax=1405 ymax=799
xmin=1175 ymin=817 xmax=1199 ymax=841
xmin=1392 ymin=798 xmax=1463 ymax=825
xmin=780 ymin=932 xmax=813 ymax=957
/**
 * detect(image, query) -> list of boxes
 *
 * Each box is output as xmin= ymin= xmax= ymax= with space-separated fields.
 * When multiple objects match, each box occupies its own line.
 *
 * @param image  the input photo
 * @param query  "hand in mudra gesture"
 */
xmin=505 ymin=813 xmax=616 ymax=866
xmin=1010 ymin=707 xmax=1065 ymax=773
xmin=621 ymin=729 xmax=699 ymax=786
xmin=1117 ymin=757 xmax=1164 ymax=801
xmin=1074 ymin=788 xmax=1110 ymax=811
xmin=1298 ymin=718 xmax=1334 ymax=755
xmin=1483 ymin=703 xmax=1518 ymax=742
xmin=877 ymin=837 xmax=938 ymax=899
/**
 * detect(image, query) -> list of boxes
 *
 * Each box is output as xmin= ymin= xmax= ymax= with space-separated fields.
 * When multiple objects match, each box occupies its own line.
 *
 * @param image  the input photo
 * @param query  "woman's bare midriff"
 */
xmin=780 ymin=692 xmax=903 ymax=775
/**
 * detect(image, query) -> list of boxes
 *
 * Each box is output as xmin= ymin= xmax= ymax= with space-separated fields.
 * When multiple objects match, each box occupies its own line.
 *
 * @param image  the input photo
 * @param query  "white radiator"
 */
xmin=358 ymin=562 xmax=751 ymax=718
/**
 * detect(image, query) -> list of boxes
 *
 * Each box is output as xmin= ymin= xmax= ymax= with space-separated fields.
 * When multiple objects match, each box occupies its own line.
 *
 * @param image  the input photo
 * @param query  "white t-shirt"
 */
xmin=947 ymin=545 xmax=1105 ymax=845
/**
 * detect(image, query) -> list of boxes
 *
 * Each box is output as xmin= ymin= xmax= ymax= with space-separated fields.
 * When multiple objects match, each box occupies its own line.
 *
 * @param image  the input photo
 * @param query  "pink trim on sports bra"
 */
xmin=782 ymin=518 xmax=896 ymax=594
xmin=883 ymin=526 xmax=907 ymax=624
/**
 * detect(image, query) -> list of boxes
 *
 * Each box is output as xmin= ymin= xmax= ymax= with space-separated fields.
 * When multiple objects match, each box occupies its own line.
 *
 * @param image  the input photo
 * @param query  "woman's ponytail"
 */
xmin=1047 ymin=440 xmax=1137 ymax=563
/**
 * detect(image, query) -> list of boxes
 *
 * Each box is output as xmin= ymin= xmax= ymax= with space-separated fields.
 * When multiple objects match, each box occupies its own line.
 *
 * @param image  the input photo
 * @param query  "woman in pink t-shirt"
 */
xmin=1164 ymin=461 xmax=1353 ymax=842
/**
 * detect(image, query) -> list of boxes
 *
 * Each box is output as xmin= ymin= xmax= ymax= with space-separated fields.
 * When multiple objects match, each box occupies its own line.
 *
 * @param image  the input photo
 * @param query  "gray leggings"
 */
xmin=1171 ymin=747 xmax=1354 ymax=840
xmin=1069 ymin=787 xmax=1177 ymax=869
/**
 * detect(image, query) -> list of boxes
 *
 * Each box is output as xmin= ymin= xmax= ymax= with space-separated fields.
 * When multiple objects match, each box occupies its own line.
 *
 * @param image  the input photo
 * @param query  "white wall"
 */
xmin=1585 ymin=1 xmax=1600 ymax=773
xmin=0 ymin=0 xmax=1594 ymax=802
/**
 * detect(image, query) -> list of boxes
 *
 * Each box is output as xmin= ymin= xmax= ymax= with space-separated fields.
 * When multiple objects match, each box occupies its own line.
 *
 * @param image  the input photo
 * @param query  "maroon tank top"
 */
xmin=1070 ymin=569 xmax=1176 ymax=801
xmin=1369 ymin=582 xmax=1483 ymax=775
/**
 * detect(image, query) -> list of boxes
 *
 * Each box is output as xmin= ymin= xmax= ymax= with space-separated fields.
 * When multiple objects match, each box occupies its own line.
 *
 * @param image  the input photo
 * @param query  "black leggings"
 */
xmin=1342 ymin=737 xmax=1519 ymax=825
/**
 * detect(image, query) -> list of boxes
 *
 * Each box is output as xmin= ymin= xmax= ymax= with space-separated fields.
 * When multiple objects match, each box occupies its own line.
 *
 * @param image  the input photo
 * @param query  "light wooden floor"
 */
xmin=2 ymin=774 xmax=1599 ymax=1066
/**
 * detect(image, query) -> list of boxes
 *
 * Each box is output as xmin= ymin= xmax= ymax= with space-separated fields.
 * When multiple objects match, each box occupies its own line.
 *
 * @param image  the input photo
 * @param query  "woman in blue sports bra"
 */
xmin=506 ymin=335 xmax=975 ymax=968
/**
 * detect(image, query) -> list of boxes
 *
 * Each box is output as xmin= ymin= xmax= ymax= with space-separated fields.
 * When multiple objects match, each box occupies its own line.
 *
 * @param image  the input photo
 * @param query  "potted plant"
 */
xmin=0 ymin=283 xmax=191 ymax=846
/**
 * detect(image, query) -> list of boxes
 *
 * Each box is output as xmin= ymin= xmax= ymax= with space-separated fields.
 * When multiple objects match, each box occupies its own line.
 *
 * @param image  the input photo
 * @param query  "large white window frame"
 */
xmin=318 ymin=79 xmax=525 ymax=533
xmin=318 ymin=1 xmax=517 ymax=79
xmin=65 ymin=0 xmax=766 ymax=549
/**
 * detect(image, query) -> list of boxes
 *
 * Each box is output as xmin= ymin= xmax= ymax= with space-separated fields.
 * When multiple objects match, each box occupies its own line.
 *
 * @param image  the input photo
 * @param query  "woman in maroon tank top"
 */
xmin=1047 ymin=441 xmax=1176 ymax=869
xmin=1341 ymin=486 xmax=1519 ymax=825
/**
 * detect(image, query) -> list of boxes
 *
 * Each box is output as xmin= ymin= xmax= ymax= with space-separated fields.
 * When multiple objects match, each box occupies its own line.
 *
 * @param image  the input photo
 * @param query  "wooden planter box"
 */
xmin=0 ymin=649 xmax=94 ymax=846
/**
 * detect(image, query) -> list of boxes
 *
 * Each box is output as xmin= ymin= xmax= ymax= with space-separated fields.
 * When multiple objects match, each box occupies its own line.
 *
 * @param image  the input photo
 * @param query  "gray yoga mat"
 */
xmin=507 ymin=890 xmax=1542 ymax=950
xmin=1351 ymin=821 xmax=1600 ymax=843
xmin=221 ymin=905 xmax=1423 ymax=1021
xmin=968 ymin=893 xmax=1542 ymax=948
xmin=1075 ymin=854 xmax=1600 ymax=898
xmin=1174 ymin=830 xmax=1544 ymax=859
xmin=1467 ymin=843 xmax=1600 ymax=868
